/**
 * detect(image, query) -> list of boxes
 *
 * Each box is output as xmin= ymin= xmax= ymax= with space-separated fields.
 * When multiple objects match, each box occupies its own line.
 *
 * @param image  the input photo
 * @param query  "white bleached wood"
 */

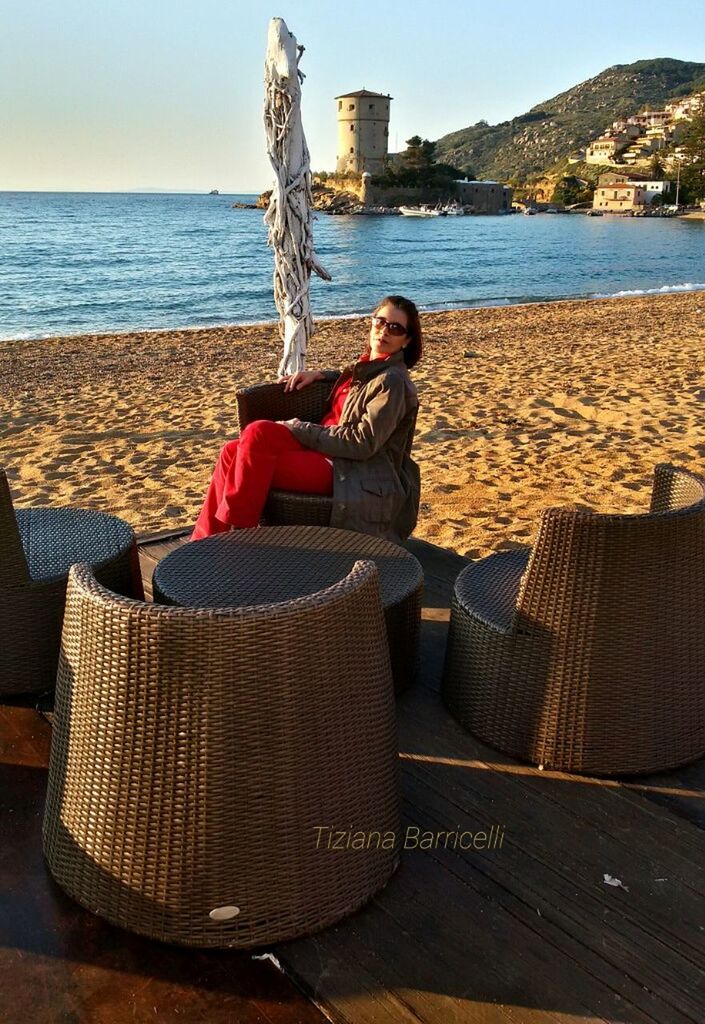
xmin=264 ymin=17 xmax=331 ymax=377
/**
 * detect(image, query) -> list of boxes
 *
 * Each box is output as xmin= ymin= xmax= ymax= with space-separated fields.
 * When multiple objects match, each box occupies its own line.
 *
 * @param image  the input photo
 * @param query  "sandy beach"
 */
xmin=2 ymin=290 xmax=704 ymax=558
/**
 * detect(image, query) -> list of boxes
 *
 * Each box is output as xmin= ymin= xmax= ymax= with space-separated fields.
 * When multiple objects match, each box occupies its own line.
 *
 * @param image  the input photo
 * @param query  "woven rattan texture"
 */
xmin=237 ymin=380 xmax=335 ymax=526
xmin=0 ymin=470 xmax=30 ymax=587
xmin=16 ymin=507 xmax=135 ymax=581
xmin=0 ymin=469 xmax=141 ymax=695
xmin=43 ymin=560 xmax=400 ymax=948
xmin=153 ymin=526 xmax=423 ymax=693
xmin=236 ymin=379 xmax=332 ymax=431
xmin=442 ymin=464 xmax=705 ymax=776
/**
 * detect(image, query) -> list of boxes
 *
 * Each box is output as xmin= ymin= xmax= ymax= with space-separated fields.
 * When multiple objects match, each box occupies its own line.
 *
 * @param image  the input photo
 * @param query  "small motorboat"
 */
xmin=399 ymin=205 xmax=444 ymax=217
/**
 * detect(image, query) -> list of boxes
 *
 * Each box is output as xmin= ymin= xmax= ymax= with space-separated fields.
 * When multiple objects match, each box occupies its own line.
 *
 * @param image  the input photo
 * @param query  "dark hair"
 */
xmin=373 ymin=295 xmax=423 ymax=369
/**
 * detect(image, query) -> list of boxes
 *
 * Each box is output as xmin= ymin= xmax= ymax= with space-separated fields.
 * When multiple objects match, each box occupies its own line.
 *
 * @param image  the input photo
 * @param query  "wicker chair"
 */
xmin=43 ymin=560 xmax=400 ymax=948
xmin=0 ymin=468 xmax=142 ymax=696
xmin=442 ymin=464 xmax=705 ymax=776
xmin=236 ymin=380 xmax=417 ymax=527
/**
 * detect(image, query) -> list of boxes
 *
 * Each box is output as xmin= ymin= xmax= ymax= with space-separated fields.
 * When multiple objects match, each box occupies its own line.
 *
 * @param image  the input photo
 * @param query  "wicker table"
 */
xmin=153 ymin=526 xmax=424 ymax=694
xmin=2 ymin=496 xmax=141 ymax=696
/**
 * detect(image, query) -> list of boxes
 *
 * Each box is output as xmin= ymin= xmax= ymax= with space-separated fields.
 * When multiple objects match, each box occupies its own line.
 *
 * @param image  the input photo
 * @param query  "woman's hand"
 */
xmin=278 ymin=370 xmax=325 ymax=392
xmin=277 ymin=418 xmax=302 ymax=432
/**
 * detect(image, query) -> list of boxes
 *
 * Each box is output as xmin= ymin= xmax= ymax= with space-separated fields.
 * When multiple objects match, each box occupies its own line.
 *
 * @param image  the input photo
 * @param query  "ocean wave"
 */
xmin=591 ymin=283 xmax=705 ymax=299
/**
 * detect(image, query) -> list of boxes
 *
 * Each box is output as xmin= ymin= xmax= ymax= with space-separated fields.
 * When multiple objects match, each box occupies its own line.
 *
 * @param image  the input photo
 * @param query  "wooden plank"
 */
xmin=622 ymin=759 xmax=705 ymax=830
xmin=387 ymin=813 xmax=667 ymax=1024
xmin=396 ymin=701 xmax=705 ymax=1017
xmin=0 ymin=705 xmax=52 ymax=766
xmin=283 ymin=875 xmax=610 ymax=1024
xmin=276 ymin=935 xmax=427 ymax=1024
xmin=138 ymin=535 xmax=188 ymax=601
xmin=0 ymin=706 xmax=325 ymax=1024
xmin=399 ymin=767 xmax=702 ymax=1023
xmin=137 ymin=525 xmax=193 ymax=545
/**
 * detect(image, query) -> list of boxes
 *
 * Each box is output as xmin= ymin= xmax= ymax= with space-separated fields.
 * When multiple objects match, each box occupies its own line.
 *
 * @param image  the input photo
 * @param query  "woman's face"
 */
xmin=369 ymin=303 xmax=409 ymax=360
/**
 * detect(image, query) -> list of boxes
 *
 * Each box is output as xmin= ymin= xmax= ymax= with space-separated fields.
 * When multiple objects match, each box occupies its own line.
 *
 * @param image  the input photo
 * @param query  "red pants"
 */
xmin=192 ymin=420 xmax=334 ymax=539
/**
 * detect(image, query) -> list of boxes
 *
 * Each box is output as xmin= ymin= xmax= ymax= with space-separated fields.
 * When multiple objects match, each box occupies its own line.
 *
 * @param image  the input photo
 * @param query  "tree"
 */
xmin=372 ymin=137 xmax=463 ymax=192
xmin=401 ymin=137 xmax=437 ymax=177
xmin=551 ymin=175 xmax=593 ymax=206
xmin=679 ymin=110 xmax=705 ymax=202
xmin=649 ymin=152 xmax=666 ymax=179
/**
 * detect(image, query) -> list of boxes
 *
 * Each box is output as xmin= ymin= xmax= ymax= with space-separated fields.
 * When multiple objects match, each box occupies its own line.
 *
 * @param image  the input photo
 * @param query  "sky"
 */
xmin=2 ymin=0 xmax=704 ymax=193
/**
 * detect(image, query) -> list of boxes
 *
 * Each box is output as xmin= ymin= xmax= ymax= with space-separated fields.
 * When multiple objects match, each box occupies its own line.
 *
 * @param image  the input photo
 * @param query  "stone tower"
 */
xmin=335 ymin=89 xmax=392 ymax=174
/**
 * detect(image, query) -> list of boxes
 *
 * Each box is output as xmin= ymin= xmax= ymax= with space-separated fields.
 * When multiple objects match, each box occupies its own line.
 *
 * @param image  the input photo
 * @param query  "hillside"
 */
xmin=434 ymin=58 xmax=705 ymax=182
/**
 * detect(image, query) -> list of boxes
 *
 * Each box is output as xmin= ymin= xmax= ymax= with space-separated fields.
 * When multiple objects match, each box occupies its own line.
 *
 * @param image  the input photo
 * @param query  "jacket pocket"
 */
xmin=359 ymin=478 xmax=400 ymax=523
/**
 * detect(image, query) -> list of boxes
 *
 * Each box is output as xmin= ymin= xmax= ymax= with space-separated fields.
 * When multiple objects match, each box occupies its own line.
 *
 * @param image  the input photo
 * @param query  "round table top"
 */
xmin=153 ymin=526 xmax=423 ymax=610
xmin=16 ymin=506 xmax=135 ymax=582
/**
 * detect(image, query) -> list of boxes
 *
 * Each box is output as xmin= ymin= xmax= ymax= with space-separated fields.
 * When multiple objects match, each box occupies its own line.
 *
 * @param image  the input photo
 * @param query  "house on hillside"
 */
xmin=621 ymin=142 xmax=653 ymax=165
xmin=665 ymin=93 xmax=704 ymax=120
xmin=585 ymin=135 xmax=626 ymax=164
xmin=611 ymin=120 xmax=642 ymax=141
xmin=593 ymin=182 xmax=647 ymax=212
xmin=597 ymin=172 xmax=670 ymax=204
xmin=628 ymin=110 xmax=670 ymax=129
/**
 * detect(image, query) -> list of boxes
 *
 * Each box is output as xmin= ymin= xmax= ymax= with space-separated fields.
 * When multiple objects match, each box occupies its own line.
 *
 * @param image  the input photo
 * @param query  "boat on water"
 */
xmin=523 ymin=207 xmax=537 ymax=216
xmin=586 ymin=209 xmax=604 ymax=217
xmin=399 ymin=204 xmax=445 ymax=217
xmin=399 ymin=202 xmax=466 ymax=217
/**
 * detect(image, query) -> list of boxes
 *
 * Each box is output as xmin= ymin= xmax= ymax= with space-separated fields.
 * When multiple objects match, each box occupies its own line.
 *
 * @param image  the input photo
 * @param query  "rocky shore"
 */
xmin=243 ymin=184 xmax=380 ymax=215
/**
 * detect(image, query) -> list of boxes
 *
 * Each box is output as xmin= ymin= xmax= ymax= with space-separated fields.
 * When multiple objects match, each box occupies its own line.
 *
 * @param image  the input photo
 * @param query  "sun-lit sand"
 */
xmin=2 ymin=290 xmax=704 ymax=558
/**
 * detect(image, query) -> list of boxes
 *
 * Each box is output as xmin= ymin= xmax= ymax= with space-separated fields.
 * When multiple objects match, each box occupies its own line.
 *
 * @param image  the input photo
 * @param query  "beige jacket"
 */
xmin=288 ymin=352 xmax=420 ymax=542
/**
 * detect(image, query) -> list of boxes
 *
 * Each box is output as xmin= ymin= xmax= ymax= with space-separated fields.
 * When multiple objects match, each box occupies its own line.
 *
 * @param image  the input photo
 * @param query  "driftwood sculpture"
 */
xmin=264 ymin=17 xmax=331 ymax=377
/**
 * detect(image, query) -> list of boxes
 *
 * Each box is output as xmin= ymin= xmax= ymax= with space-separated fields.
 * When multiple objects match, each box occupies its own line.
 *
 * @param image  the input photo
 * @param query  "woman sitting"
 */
xmin=192 ymin=295 xmax=422 ymax=543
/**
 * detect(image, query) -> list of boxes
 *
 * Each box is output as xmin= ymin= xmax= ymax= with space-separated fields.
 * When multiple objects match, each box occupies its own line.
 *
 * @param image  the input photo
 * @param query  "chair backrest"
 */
xmin=0 ymin=469 xmax=30 ymax=586
xmin=44 ymin=557 xmax=399 ymax=946
xmin=514 ymin=463 xmax=705 ymax=658
xmin=236 ymin=380 xmax=332 ymax=431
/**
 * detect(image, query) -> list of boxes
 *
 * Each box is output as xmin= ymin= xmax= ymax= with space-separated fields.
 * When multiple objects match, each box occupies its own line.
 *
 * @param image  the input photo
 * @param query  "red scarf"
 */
xmin=320 ymin=352 xmax=390 ymax=426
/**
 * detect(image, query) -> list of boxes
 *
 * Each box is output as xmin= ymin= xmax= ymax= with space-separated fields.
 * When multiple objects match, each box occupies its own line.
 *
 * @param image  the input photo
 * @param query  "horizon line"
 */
xmin=0 ymin=187 xmax=265 ymax=195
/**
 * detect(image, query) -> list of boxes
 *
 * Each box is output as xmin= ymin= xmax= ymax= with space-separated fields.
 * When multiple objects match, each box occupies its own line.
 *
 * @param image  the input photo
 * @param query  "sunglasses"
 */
xmin=371 ymin=315 xmax=409 ymax=337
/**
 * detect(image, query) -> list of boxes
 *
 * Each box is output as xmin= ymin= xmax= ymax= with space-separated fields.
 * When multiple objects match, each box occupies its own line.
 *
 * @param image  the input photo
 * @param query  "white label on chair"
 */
xmin=209 ymin=905 xmax=241 ymax=921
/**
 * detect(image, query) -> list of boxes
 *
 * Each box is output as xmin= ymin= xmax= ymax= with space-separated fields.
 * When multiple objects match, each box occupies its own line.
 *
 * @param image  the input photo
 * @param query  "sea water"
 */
xmin=0 ymin=190 xmax=703 ymax=341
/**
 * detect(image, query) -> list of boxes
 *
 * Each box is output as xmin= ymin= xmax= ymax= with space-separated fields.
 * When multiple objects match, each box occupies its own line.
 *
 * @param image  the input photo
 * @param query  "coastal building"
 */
xmin=611 ymin=120 xmax=642 ymax=141
xmin=628 ymin=110 xmax=669 ymax=129
xmin=454 ymin=180 xmax=513 ymax=213
xmin=335 ymin=89 xmax=391 ymax=174
xmin=598 ymin=171 xmax=642 ymax=185
xmin=621 ymin=141 xmax=654 ymax=165
xmin=585 ymin=136 xmax=626 ymax=164
xmin=597 ymin=172 xmax=670 ymax=204
xmin=666 ymin=93 xmax=704 ymax=120
xmin=592 ymin=182 xmax=647 ymax=212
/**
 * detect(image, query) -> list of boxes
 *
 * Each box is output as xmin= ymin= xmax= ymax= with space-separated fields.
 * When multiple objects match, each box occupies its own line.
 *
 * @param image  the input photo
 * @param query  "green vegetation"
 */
xmin=679 ymin=111 xmax=705 ymax=202
xmin=371 ymin=136 xmax=464 ymax=189
xmin=551 ymin=175 xmax=593 ymax=206
xmin=433 ymin=58 xmax=705 ymax=184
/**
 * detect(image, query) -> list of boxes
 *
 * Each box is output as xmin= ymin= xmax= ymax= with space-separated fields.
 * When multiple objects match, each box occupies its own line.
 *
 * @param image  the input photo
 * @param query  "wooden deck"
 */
xmin=2 ymin=531 xmax=705 ymax=1023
